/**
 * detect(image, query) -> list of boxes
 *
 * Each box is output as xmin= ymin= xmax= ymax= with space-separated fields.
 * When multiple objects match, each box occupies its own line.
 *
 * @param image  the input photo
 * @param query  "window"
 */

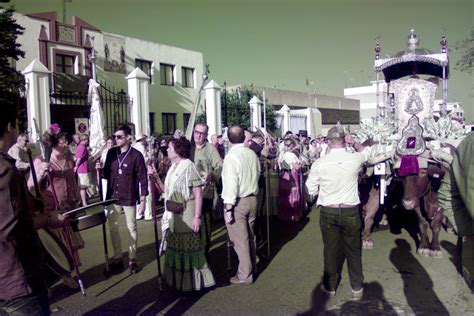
xmin=136 ymin=59 xmax=153 ymax=83
xmin=55 ymin=54 xmax=74 ymax=75
xmin=149 ymin=112 xmax=155 ymax=135
xmin=182 ymin=67 xmax=194 ymax=88
xmin=162 ymin=113 xmax=176 ymax=135
xmin=183 ymin=113 xmax=191 ymax=130
xmin=160 ymin=63 xmax=174 ymax=86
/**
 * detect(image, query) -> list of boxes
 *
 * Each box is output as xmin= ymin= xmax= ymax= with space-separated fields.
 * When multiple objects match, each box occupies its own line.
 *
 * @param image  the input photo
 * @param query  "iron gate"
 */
xmin=50 ymin=79 xmax=131 ymax=137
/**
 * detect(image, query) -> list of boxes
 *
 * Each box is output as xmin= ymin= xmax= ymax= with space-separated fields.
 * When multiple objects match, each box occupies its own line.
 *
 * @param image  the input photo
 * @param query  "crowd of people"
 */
xmin=0 ymin=98 xmax=368 ymax=312
xmin=4 ymin=87 xmax=472 ymax=314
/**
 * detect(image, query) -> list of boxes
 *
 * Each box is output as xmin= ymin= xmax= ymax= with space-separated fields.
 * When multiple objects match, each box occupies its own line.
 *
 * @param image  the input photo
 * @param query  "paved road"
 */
xmin=49 ymin=207 xmax=474 ymax=315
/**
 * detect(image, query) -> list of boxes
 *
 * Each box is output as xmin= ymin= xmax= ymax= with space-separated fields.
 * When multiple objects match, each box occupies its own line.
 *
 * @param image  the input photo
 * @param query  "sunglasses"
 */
xmin=114 ymin=135 xmax=126 ymax=140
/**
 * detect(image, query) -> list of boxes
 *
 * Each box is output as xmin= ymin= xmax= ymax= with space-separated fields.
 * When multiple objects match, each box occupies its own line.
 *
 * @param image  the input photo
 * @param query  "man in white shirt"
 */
xmin=306 ymin=125 xmax=368 ymax=300
xmin=222 ymin=125 xmax=260 ymax=285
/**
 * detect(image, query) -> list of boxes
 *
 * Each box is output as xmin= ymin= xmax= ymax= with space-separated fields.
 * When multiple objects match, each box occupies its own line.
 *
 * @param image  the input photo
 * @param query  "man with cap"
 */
xmin=305 ymin=124 xmax=368 ymax=301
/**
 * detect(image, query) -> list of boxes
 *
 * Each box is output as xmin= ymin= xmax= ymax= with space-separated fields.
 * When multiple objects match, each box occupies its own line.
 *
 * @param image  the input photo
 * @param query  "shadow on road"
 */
xmin=441 ymin=239 xmax=462 ymax=274
xmin=206 ymin=213 xmax=310 ymax=286
xmin=49 ymin=242 xmax=158 ymax=304
xmin=390 ymin=238 xmax=449 ymax=315
xmin=300 ymin=281 xmax=397 ymax=315
xmin=83 ymin=275 xmax=210 ymax=315
xmin=296 ymin=280 xmax=330 ymax=315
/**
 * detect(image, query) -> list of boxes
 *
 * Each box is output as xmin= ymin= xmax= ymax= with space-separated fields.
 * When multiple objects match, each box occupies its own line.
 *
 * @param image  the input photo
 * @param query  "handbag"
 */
xmin=166 ymin=200 xmax=184 ymax=214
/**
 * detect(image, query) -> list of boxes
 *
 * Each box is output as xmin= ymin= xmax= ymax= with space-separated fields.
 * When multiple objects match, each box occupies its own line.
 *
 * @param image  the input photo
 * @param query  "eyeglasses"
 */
xmin=114 ymin=135 xmax=125 ymax=140
xmin=193 ymin=130 xmax=207 ymax=136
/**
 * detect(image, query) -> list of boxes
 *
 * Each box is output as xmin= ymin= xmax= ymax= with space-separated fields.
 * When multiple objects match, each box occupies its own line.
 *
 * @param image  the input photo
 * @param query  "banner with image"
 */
xmin=103 ymin=34 xmax=126 ymax=74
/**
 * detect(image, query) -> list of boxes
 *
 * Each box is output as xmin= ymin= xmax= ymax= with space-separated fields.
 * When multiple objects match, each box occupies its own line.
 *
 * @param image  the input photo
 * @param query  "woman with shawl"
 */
xmin=158 ymin=136 xmax=215 ymax=292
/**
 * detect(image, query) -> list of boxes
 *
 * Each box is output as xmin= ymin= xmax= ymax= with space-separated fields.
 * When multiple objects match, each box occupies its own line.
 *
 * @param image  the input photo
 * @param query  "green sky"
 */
xmin=8 ymin=0 xmax=473 ymax=121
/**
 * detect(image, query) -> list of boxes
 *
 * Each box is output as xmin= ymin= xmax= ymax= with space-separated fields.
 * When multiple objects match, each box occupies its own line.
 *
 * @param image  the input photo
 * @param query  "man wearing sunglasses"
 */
xmin=191 ymin=123 xmax=223 ymax=254
xmin=100 ymin=124 xmax=148 ymax=274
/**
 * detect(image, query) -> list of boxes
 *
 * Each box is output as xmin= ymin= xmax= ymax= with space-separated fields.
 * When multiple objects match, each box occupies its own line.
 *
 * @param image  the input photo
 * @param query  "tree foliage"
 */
xmin=0 ymin=5 xmax=25 ymax=91
xmin=221 ymin=85 xmax=278 ymax=132
xmin=196 ymin=85 xmax=278 ymax=133
xmin=454 ymin=29 xmax=473 ymax=74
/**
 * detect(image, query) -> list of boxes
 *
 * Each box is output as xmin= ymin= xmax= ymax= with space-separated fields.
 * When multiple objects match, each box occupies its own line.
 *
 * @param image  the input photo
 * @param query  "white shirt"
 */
xmin=133 ymin=142 xmax=150 ymax=164
xmin=221 ymin=143 xmax=260 ymax=205
xmin=306 ymin=147 xmax=368 ymax=206
xmin=281 ymin=151 xmax=299 ymax=170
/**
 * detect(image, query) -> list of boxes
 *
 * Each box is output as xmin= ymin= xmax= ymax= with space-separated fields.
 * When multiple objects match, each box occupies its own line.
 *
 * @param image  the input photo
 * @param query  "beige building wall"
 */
xmin=14 ymin=12 xmax=204 ymax=136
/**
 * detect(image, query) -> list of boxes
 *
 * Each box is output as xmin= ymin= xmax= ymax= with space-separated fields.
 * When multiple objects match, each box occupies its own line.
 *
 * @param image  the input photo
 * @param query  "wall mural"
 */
xmin=103 ymin=34 xmax=126 ymax=74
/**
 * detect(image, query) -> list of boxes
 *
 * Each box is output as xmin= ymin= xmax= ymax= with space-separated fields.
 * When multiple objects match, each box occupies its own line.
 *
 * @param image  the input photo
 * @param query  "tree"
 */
xmin=454 ymin=29 xmax=473 ymax=74
xmin=0 ymin=4 xmax=27 ymax=131
xmin=221 ymin=85 xmax=278 ymax=132
xmin=196 ymin=85 xmax=278 ymax=133
xmin=0 ymin=5 xmax=25 ymax=91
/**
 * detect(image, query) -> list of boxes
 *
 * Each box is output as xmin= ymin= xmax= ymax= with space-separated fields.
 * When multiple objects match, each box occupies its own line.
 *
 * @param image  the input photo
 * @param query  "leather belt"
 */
xmin=325 ymin=204 xmax=358 ymax=209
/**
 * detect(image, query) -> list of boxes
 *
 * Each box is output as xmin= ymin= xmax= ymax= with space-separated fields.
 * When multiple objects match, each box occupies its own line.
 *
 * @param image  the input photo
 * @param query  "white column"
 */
xmin=280 ymin=104 xmax=291 ymax=135
xmin=249 ymin=96 xmax=262 ymax=132
xmin=306 ymin=107 xmax=323 ymax=138
xmin=204 ymin=80 xmax=222 ymax=139
xmin=126 ymin=67 xmax=150 ymax=138
xmin=22 ymin=59 xmax=51 ymax=143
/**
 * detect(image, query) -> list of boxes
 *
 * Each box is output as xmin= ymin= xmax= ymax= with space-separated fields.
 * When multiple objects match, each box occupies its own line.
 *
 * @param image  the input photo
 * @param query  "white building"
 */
xmin=433 ymin=100 xmax=464 ymax=121
xmin=227 ymin=85 xmax=360 ymax=137
xmin=13 ymin=11 xmax=204 ymax=136
xmin=343 ymin=80 xmax=388 ymax=120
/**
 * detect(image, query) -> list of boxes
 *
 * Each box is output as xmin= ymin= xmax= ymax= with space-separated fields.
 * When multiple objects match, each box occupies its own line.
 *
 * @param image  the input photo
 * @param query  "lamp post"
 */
xmin=223 ymin=81 xmax=227 ymax=128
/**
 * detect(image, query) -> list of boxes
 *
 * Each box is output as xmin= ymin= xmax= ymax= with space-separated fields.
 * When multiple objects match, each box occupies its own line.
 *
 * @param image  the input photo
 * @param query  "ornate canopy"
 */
xmin=374 ymin=29 xmax=449 ymax=83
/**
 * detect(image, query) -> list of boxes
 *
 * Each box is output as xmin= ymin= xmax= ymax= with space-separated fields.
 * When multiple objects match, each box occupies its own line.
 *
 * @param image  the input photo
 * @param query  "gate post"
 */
xmin=22 ymin=59 xmax=51 ymax=143
xmin=204 ymin=80 xmax=222 ymax=139
xmin=126 ymin=67 xmax=150 ymax=139
xmin=306 ymin=107 xmax=322 ymax=138
xmin=280 ymin=104 xmax=291 ymax=135
xmin=249 ymin=96 xmax=262 ymax=132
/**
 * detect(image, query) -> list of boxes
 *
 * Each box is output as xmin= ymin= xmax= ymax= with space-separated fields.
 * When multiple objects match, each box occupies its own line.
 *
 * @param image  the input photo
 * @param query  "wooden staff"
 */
xmin=264 ymin=159 xmax=271 ymax=259
xmin=184 ymin=74 xmax=209 ymax=140
xmin=27 ymin=148 xmax=41 ymax=198
xmin=149 ymin=170 xmax=163 ymax=291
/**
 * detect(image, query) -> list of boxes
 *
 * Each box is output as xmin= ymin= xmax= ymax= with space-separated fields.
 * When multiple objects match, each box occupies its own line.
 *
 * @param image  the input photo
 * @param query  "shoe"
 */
xmin=229 ymin=276 xmax=252 ymax=285
xmin=136 ymin=214 xmax=144 ymax=220
xmin=62 ymin=275 xmax=79 ymax=289
xmin=351 ymin=287 xmax=364 ymax=301
xmin=144 ymin=217 xmax=153 ymax=221
xmin=321 ymin=284 xmax=336 ymax=297
xmin=129 ymin=259 xmax=140 ymax=274
xmin=109 ymin=259 xmax=124 ymax=272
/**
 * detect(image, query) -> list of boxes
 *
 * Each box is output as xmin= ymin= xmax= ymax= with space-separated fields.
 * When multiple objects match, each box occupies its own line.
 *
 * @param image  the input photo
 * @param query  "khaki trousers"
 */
xmin=108 ymin=204 xmax=137 ymax=260
xmin=226 ymin=195 xmax=257 ymax=282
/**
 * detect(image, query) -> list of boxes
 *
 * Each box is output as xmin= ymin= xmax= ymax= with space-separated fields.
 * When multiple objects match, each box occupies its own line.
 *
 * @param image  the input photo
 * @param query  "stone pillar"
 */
xmin=280 ymin=104 xmax=291 ymax=135
xmin=249 ymin=96 xmax=262 ymax=132
xmin=22 ymin=59 xmax=51 ymax=143
xmin=306 ymin=107 xmax=323 ymax=138
xmin=126 ymin=67 xmax=150 ymax=139
xmin=204 ymin=80 xmax=222 ymax=139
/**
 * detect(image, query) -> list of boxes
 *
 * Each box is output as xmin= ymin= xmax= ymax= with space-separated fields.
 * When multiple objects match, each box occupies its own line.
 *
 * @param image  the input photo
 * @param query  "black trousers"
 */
xmin=200 ymin=198 xmax=213 ymax=254
xmin=319 ymin=206 xmax=363 ymax=291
